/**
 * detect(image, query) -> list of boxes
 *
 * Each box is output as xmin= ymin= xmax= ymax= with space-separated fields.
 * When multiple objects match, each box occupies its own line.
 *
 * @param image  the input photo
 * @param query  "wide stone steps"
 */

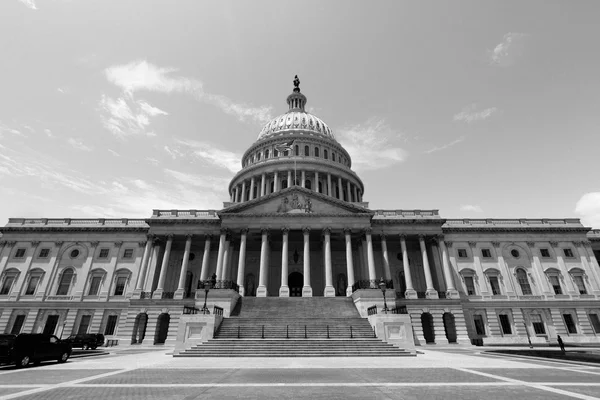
xmin=232 ymin=297 xmax=361 ymax=318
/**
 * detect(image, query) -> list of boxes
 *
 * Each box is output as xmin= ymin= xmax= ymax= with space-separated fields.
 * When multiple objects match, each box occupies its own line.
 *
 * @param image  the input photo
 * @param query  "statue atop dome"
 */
xmin=293 ymin=75 xmax=300 ymax=93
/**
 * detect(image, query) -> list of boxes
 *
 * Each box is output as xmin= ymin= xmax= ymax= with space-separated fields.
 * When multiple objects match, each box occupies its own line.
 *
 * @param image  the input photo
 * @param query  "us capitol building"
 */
xmin=1 ymin=77 xmax=600 ymax=349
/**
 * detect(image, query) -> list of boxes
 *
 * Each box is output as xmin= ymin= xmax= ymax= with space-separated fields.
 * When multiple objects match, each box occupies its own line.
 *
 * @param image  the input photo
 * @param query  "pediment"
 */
xmin=220 ymin=187 xmax=372 ymax=216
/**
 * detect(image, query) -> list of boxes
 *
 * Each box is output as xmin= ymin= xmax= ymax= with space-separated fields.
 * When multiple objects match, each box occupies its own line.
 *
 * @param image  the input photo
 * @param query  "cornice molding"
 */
xmin=0 ymin=227 xmax=150 ymax=233
xmin=442 ymin=227 xmax=590 ymax=234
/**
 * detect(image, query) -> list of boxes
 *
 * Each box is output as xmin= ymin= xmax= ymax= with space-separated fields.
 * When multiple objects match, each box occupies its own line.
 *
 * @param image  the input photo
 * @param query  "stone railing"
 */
xmin=7 ymin=218 xmax=147 ymax=227
xmin=445 ymin=218 xmax=583 ymax=228
xmin=46 ymin=295 xmax=74 ymax=301
xmin=373 ymin=210 xmax=440 ymax=218
xmin=351 ymin=279 xmax=393 ymax=292
xmin=151 ymin=210 xmax=218 ymax=218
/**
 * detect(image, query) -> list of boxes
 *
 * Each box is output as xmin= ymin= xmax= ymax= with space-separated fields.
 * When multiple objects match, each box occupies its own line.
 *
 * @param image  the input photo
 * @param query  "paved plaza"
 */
xmin=1 ymin=347 xmax=600 ymax=399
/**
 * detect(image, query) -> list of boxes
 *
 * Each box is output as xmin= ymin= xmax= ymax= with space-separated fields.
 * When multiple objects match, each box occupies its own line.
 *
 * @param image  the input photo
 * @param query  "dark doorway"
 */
xmin=421 ymin=313 xmax=435 ymax=344
xmin=154 ymin=313 xmax=170 ymax=344
xmin=131 ymin=313 xmax=148 ymax=344
xmin=289 ymin=272 xmax=303 ymax=297
xmin=185 ymin=272 xmax=193 ymax=298
xmin=43 ymin=315 xmax=59 ymax=335
xmin=443 ymin=312 xmax=457 ymax=343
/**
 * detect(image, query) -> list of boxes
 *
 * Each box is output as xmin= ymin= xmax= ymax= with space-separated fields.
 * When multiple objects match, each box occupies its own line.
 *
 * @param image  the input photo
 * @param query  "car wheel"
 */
xmin=83 ymin=344 xmax=89 ymax=350
xmin=16 ymin=355 xmax=30 ymax=368
xmin=57 ymin=352 xmax=69 ymax=363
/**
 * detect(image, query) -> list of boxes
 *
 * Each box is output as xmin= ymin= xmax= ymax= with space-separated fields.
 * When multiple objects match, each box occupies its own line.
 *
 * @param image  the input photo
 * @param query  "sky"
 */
xmin=0 ymin=0 xmax=599 ymax=228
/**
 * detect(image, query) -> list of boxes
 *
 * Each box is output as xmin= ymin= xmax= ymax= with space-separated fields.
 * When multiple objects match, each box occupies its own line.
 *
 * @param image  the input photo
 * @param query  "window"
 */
xmin=114 ymin=276 xmax=128 ymax=296
xmin=563 ymin=314 xmax=577 ymax=334
xmin=39 ymin=248 xmax=50 ymax=258
xmin=332 ymin=153 xmax=336 ymax=162
xmin=572 ymin=275 xmax=587 ymax=295
xmin=540 ymin=248 xmax=551 ymax=258
xmin=274 ymin=149 xmax=279 ymax=157
xmin=295 ymin=145 xmax=299 ymax=156
xmin=473 ymin=315 xmax=486 ymax=335
xmin=489 ymin=276 xmax=501 ymax=295
xmin=589 ymin=314 xmax=600 ymax=334
xmin=324 ymin=149 xmax=328 ymax=159
xmin=265 ymin=149 xmax=270 ymax=158
xmin=464 ymin=276 xmax=476 ymax=295
xmin=549 ymin=275 xmax=562 ymax=295
xmin=282 ymin=179 xmax=288 ymax=189
xmin=563 ymin=248 xmax=574 ymax=258
xmin=10 ymin=315 xmax=26 ymax=335
xmin=314 ymin=147 xmax=319 ymax=157
xmin=305 ymin=180 xmax=312 ymax=190
xmin=70 ymin=249 xmax=80 ymax=258
xmin=77 ymin=315 xmax=91 ymax=335
xmin=88 ymin=276 xmax=102 ymax=296
xmin=304 ymin=146 xmax=309 ymax=156
xmin=510 ymin=249 xmax=520 ymax=258
xmin=257 ymin=153 xmax=261 ymax=161
xmin=516 ymin=268 xmax=532 ymax=295
xmin=0 ymin=275 xmax=16 ymax=295
xmin=481 ymin=249 xmax=492 ymax=258
xmin=25 ymin=275 xmax=41 ymax=295
xmin=123 ymin=249 xmax=134 ymax=259
xmin=531 ymin=314 xmax=546 ymax=335
xmin=15 ymin=248 xmax=26 ymax=258
xmin=457 ymin=249 xmax=468 ymax=258
xmin=99 ymin=248 xmax=109 ymax=259
xmin=499 ymin=314 xmax=512 ymax=334
xmin=56 ymin=268 xmax=74 ymax=295
xmin=105 ymin=315 xmax=118 ymax=335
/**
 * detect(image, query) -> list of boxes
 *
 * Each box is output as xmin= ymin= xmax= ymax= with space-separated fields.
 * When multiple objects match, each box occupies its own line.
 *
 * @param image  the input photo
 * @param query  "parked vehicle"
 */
xmin=64 ymin=334 xmax=99 ymax=350
xmin=0 ymin=334 xmax=72 ymax=368
xmin=94 ymin=334 xmax=105 ymax=347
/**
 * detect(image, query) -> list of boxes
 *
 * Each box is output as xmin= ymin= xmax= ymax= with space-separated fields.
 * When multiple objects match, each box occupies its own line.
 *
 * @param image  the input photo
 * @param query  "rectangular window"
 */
xmin=531 ymin=314 xmax=546 ymax=335
xmin=473 ymin=315 xmax=486 ymax=335
xmin=104 ymin=315 xmax=118 ymax=336
xmin=464 ymin=276 xmax=476 ymax=295
xmin=25 ymin=276 xmax=40 ymax=295
xmin=499 ymin=314 xmax=512 ymax=335
xmin=99 ymin=248 xmax=109 ymax=259
xmin=481 ymin=249 xmax=492 ymax=258
xmin=0 ymin=275 xmax=16 ymax=295
xmin=589 ymin=314 xmax=600 ymax=334
xmin=549 ymin=276 xmax=562 ymax=295
xmin=489 ymin=277 xmax=501 ymax=295
xmin=15 ymin=248 xmax=26 ymax=258
xmin=563 ymin=314 xmax=577 ymax=334
xmin=114 ymin=277 xmax=127 ymax=296
xmin=88 ymin=276 xmax=102 ymax=296
xmin=77 ymin=315 xmax=91 ymax=335
xmin=10 ymin=315 xmax=26 ymax=335
xmin=123 ymin=249 xmax=133 ymax=259
xmin=39 ymin=248 xmax=50 ymax=258
xmin=572 ymin=275 xmax=587 ymax=295
xmin=457 ymin=249 xmax=468 ymax=258
xmin=563 ymin=248 xmax=574 ymax=258
xmin=540 ymin=248 xmax=550 ymax=258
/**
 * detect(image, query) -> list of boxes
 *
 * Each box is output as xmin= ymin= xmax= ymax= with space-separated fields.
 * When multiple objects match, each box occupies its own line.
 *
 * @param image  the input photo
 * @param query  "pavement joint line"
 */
xmin=454 ymin=367 xmax=600 ymax=400
xmin=0 ymin=382 xmax=520 ymax=388
xmin=479 ymin=351 xmax=600 ymax=368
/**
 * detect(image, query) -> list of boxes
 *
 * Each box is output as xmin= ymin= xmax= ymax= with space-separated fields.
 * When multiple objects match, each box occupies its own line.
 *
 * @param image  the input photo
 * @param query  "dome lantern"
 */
xmin=286 ymin=75 xmax=306 ymax=112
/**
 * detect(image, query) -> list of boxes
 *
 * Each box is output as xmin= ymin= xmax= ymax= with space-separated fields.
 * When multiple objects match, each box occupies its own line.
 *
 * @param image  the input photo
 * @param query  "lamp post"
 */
xmin=379 ymin=277 xmax=389 ymax=314
xmin=200 ymin=280 xmax=212 ymax=315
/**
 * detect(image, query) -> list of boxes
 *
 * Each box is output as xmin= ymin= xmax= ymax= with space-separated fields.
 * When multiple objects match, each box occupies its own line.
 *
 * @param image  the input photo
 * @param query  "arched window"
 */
xmin=57 ymin=268 xmax=74 ymax=296
xmin=257 ymin=153 xmax=261 ymax=161
xmin=305 ymin=180 xmax=312 ymax=190
xmin=265 ymin=149 xmax=269 ymax=159
xmin=274 ymin=149 xmax=279 ymax=157
xmin=516 ymin=268 xmax=532 ymax=295
xmin=332 ymin=153 xmax=336 ymax=162
xmin=304 ymin=146 xmax=309 ymax=156
xmin=314 ymin=147 xmax=319 ymax=157
xmin=295 ymin=145 xmax=299 ymax=156
xmin=324 ymin=149 xmax=328 ymax=159
xmin=569 ymin=268 xmax=588 ymax=295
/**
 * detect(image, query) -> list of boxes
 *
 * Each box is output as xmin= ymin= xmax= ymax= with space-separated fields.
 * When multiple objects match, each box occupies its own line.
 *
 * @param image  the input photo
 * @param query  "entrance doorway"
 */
xmin=131 ymin=313 xmax=148 ymax=344
xmin=154 ymin=313 xmax=170 ymax=344
xmin=443 ymin=312 xmax=457 ymax=343
xmin=289 ymin=272 xmax=303 ymax=297
xmin=43 ymin=315 xmax=59 ymax=335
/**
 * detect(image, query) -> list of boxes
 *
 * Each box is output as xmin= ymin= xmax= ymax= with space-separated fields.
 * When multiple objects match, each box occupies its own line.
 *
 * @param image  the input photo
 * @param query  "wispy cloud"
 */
xmin=174 ymin=139 xmax=241 ymax=173
xmin=18 ymin=0 xmax=37 ymax=10
xmin=43 ymin=128 xmax=54 ymax=138
xmin=424 ymin=136 xmax=466 ymax=154
xmin=108 ymin=149 xmax=120 ymax=157
xmin=460 ymin=204 xmax=483 ymax=213
xmin=67 ymin=138 xmax=93 ymax=152
xmin=575 ymin=192 xmax=600 ymax=228
xmin=336 ymin=118 xmax=408 ymax=171
xmin=453 ymin=104 xmax=498 ymax=124
xmin=488 ymin=33 xmax=528 ymax=67
xmin=99 ymin=94 xmax=167 ymax=138
xmin=0 ymin=121 xmax=26 ymax=138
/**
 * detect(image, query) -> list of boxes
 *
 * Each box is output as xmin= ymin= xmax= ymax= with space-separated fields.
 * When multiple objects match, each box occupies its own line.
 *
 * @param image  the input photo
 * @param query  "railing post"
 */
xmin=262 ymin=325 xmax=265 ymax=339
xmin=304 ymin=325 xmax=307 ymax=339
xmin=327 ymin=325 xmax=330 ymax=339
xmin=350 ymin=326 xmax=353 ymax=339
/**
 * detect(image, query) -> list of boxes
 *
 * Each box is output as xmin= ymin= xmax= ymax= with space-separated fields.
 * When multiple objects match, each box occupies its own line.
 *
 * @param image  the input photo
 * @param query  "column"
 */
xmin=346 ymin=181 xmax=351 ymax=202
xmin=323 ymin=228 xmax=335 ymax=297
xmin=582 ymin=242 xmax=600 ymax=293
xmin=214 ymin=229 xmax=227 ymax=282
xmin=438 ymin=236 xmax=458 ymax=298
xmin=236 ymin=229 xmax=248 ymax=296
xmin=279 ymin=227 xmax=290 ymax=297
xmin=234 ymin=187 xmax=239 ymax=202
xmin=174 ymin=234 xmax=192 ymax=299
xmin=327 ymin=173 xmax=332 ymax=196
xmin=241 ymin=181 xmax=246 ymax=202
xmin=153 ymin=234 xmax=173 ymax=299
xmin=360 ymin=237 xmax=369 ymax=281
xmin=492 ymin=241 xmax=518 ymax=298
xmin=380 ymin=234 xmax=391 ymax=281
xmin=199 ymin=234 xmax=212 ymax=281
xmin=287 ymin=170 xmax=292 ymax=187
xmin=144 ymin=242 xmax=160 ymax=291
xmin=135 ymin=236 xmax=153 ymax=291
xmin=354 ymin=186 xmax=358 ymax=203
xmin=552 ymin=241 xmax=576 ymax=293
xmin=315 ymin=172 xmax=320 ymax=193
xmin=337 ymin=177 xmax=343 ymax=200
xmin=302 ymin=227 xmax=312 ymax=297
xmin=527 ymin=242 xmax=552 ymax=295
xmin=260 ymin=173 xmax=266 ymax=197
xmin=274 ymin=172 xmax=279 ymax=192
xmin=344 ymin=229 xmax=355 ymax=296
xmin=365 ymin=229 xmax=376 ymax=287
xmin=249 ymin=177 xmax=255 ymax=200
xmin=257 ymin=228 xmax=269 ymax=297
xmin=301 ymin=170 xmax=306 ymax=188
xmin=221 ymin=235 xmax=231 ymax=281
xmin=400 ymin=235 xmax=417 ymax=299
xmin=419 ymin=234 xmax=438 ymax=299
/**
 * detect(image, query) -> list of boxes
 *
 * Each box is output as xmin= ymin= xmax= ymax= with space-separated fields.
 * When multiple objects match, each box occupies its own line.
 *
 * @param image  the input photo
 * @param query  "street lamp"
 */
xmin=200 ymin=280 xmax=213 ymax=315
xmin=379 ymin=277 xmax=389 ymax=314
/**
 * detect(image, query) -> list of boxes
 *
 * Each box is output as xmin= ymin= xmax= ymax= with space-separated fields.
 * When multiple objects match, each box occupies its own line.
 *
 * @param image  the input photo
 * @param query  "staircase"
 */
xmin=175 ymin=297 xmax=413 ymax=357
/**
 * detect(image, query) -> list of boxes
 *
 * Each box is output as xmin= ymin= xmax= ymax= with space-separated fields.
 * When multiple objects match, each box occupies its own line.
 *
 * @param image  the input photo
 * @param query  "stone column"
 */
xmin=199 ymin=234 xmax=212 ymax=281
xmin=315 ymin=172 xmax=320 ymax=193
xmin=302 ymin=227 xmax=312 ymax=297
xmin=261 ymin=173 xmax=266 ymax=197
xmin=337 ymin=177 xmax=343 ymax=200
xmin=419 ymin=235 xmax=438 ymax=299
xmin=360 ymin=237 xmax=369 ymax=281
xmin=344 ymin=229 xmax=355 ymax=296
xmin=257 ymin=228 xmax=269 ymax=297
xmin=365 ymin=229 xmax=376 ymax=286
xmin=144 ymin=242 xmax=160 ymax=291
xmin=527 ymin=242 xmax=552 ymax=295
xmin=279 ymin=227 xmax=290 ymax=297
xmin=249 ymin=177 xmax=255 ymax=200
xmin=174 ymin=234 xmax=192 ymax=299
xmin=380 ymin=234 xmax=391 ymax=281
xmin=153 ymin=234 xmax=173 ymax=299
xmin=274 ymin=172 xmax=279 ymax=192
xmin=492 ymin=241 xmax=517 ymax=298
xmin=221 ymin=235 xmax=231 ymax=281
xmin=346 ymin=181 xmax=351 ymax=202
xmin=301 ymin=170 xmax=306 ymax=188
xmin=552 ymin=241 xmax=576 ymax=294
xmin=287 ymin=170 xmax=292 ymax=188
xmin=214 ymin=229 xmax=227 ymax=281
xmin=582 ymin=242 xmax=600 ymax=293
xmin=400 ymin=235 xmax=417 ymax=299
xmin=438 ymin=236 xmax=459 ymax=299
xmin=323 ymin=227 xmax=335 ymax=297
xmin=234 ymin=187 xmax=239 ymax=202
xmin=327 ymin=173 xmax=332 ymax=196
xmin=354 ymin=186 xmax=359 ymax=203
xmin=236 ymin=229 xmax=248 ymax=296
xmin=135 ymin=236 xmax=153 ymax=291
xmin=241 ymin=181 xmax=246 ymax=202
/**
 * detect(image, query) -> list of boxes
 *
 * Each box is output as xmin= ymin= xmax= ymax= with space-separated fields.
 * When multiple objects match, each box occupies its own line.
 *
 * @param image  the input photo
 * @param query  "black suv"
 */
xmin=64 ymin=334 xmax=99 ymax=350
xmin=0 ymin=333 xmax=72 ymax=368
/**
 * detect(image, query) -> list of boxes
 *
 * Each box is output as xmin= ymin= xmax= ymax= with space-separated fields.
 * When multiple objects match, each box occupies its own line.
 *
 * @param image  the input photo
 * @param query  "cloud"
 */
xmin=145 ymin=157 xmax=159 ymax=166
xmin=164 ymin=145 xmax=184 ymax=160
xmin=575 ymin=192 xmax=600 ymax=228
xmin=67 ymin=138 xmax=93 ymax=152
xmin=488 ymin=33 xmax=528 ymax=67
xmin=453 ymin=104 xmax=498 ymax=124
xmin=0 ymin=122 xmax=26 ymax=138
xmin=43 ymin=128 xmax=54 ymax=138
xmin=424 ymin=136 xmax=466 ymax=154
xmin=18 ymin=0 xmax=37 ymax=10
xmin=99 ymin=94 xmax=168 ymax=138
xmin=108 ymin=149 xmax=120 ymax=157
xmin=174 ymin=139 xmax=241 ymax=173
xmin=460 ymin=204 xmax=483 ymax=213
xmin=164 ymin=168 xmax=230 ymax=192
xmin=336 ymin=118 xmax=408 ymax=170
